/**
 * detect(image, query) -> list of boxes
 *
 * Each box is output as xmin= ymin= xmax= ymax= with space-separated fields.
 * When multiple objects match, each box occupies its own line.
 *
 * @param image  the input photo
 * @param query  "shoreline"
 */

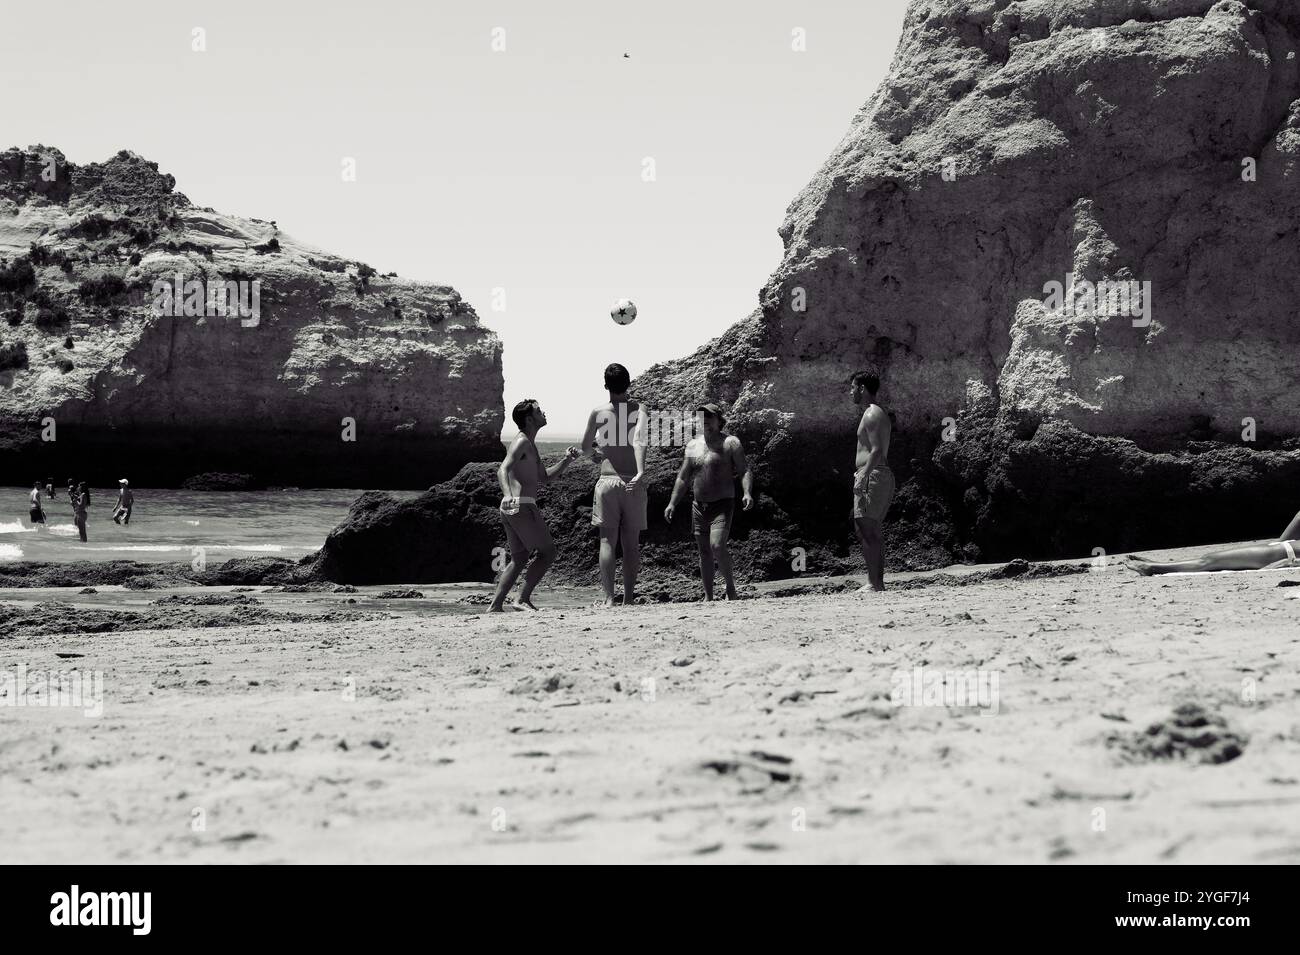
xmin=0 ymin=541 xmax=1292 ymax=631
xmin=0 ymin=538 xmax=1282 ymax=588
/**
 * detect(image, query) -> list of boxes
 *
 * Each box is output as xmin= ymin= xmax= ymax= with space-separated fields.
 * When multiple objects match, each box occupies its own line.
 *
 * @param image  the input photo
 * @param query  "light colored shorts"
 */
xmin=500 ymin=501 xmax=552 ymax=558
xmin=591 ymin=475 xmax=648 ymax=533
xmin=852 ymin=465 xmax=895 ymax=522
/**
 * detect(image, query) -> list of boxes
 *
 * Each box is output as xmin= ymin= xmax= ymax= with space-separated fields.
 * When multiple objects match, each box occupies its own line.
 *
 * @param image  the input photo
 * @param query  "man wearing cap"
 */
xmin=664 ymin=402 xmax=753 ymax=601
xmin=112 ymin=479 xmax=134 ymax=525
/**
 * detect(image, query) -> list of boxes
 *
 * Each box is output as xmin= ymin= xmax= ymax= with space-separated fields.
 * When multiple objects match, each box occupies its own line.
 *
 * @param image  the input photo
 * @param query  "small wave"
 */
xmin=0 ymin=520 xmax=37 ymax=534
xmin=78 ymin=545 xmax=190 ymax=553
xmin=184 ymin=520 xmax=200 ymax=526
xmin=0 ymin=543 xmax=24 ymax=560
xmin=73 ymin=543 xmax=297 ymax=554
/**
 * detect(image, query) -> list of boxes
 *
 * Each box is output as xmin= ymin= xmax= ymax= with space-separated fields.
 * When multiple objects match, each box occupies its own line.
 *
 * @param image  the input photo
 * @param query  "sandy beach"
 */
xmin=3 ymin=543 xmax=1298 ymax=865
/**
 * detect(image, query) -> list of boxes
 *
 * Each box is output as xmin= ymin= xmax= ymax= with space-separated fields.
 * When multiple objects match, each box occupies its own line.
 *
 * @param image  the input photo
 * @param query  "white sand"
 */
xmin=2 ymin=549 xmax=1299 ymax=864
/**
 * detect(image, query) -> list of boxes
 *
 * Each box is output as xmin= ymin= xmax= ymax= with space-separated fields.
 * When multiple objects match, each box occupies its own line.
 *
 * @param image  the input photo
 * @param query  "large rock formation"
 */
xmin=0 ymin=146 xmax=502 ymax=487
xmin=636 ymin=0 xmax=1300 ymax=565
xmin=306 ymin=0 xmax=1300 ymax=586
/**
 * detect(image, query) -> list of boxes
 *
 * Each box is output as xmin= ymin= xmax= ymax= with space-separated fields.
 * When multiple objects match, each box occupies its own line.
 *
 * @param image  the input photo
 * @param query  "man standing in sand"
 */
xmin=490 ymin=399 xmax=579 ymax=612
xmin=581 ymin=363 xmax=647 ymax=607
xmin=851 ymin=369 xmax=894 ymax=591
xmin=664 ymin=403 xmax=753 ymax=600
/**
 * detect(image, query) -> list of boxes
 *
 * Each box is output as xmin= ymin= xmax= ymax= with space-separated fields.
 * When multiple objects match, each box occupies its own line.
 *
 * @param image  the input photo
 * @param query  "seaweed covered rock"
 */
xmin=305 ymin=452 xmax=845 ymax=585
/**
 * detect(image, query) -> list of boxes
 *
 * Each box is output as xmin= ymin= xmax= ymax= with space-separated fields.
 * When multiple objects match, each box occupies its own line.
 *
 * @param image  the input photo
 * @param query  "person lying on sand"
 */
xmin=664 ymin=403 xmax=753 ymax=600
xmin=1129 ymin=510 xmax=1300 ymax=574
xmin=490 ymin=399 xmax=579 ymax=612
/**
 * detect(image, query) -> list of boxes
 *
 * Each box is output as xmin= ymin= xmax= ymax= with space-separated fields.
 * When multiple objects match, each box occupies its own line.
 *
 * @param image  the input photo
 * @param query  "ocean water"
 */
xmin=0 ymin=487 xmax=420 ymax=564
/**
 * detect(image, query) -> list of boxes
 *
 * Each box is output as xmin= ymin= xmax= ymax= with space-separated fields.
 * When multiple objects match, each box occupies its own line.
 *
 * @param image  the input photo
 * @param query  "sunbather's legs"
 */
xmin=1129 ymin=542 xmax=1292 ymax=575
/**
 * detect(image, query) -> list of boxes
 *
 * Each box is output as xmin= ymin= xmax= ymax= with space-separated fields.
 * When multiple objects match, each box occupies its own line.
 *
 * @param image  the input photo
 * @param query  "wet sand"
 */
xmin=2 ymin=544 xmax=1298 ymax=864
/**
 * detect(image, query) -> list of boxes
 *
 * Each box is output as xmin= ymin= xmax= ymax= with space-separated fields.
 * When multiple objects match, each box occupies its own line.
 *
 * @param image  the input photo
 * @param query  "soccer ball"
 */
xmin=610 ymin=298 xmax=637 ymax=325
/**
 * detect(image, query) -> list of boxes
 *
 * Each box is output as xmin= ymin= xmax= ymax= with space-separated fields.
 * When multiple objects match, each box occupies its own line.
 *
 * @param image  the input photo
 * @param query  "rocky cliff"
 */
xmin=635 ymin=0 xmax=1300 ymax=565
xmin=0 ymin=146 xmax=502 ymax=487
xmin=303 ymin=0 xmax=1300 ymax=585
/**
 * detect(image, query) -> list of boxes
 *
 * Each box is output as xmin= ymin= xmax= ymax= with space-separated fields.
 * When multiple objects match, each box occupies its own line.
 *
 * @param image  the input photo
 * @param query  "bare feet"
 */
xmin=488 ymin=603 xmax=524 ymax=613
xmin=1126 ymin=556 xmax=1156 ymax=576
xmin=513 ymin=599 xmax=539 ymax=611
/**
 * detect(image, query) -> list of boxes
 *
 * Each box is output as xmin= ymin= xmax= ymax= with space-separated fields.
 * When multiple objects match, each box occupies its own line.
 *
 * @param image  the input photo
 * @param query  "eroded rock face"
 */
xmin=636 ymin=0 xmax=1300 ymax=564
xmin=0 ymin=146 xmax=502 ymax=487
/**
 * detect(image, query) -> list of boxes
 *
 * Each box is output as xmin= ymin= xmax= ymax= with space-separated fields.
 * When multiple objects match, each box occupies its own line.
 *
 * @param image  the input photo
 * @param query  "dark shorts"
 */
xmin=29 ymin=507 xmax=45 ymax=524
xmin=853 ymin=466 xmax=895 ymax=522
xmin=501 ymin=503 xmax=552 ymax=558
xmin=692 ymin=498 xmax=734 ymax=538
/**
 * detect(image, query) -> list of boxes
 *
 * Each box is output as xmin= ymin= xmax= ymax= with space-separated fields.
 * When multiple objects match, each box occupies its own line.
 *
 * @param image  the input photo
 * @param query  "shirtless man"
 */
xmin=851 ymin=369 xmax=894 ymax=591
xmin=490 ymin=399 xmax=579 ymax=612
xmin=580 ymin=363 xmax=647 ymax=607
xmin=113 ymin=479 xmax=134 ymax=524
xmin=664 ymin=403 xmax=753 ymax=600
xmin=28 ymin=481 xmax=46 ymax=527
